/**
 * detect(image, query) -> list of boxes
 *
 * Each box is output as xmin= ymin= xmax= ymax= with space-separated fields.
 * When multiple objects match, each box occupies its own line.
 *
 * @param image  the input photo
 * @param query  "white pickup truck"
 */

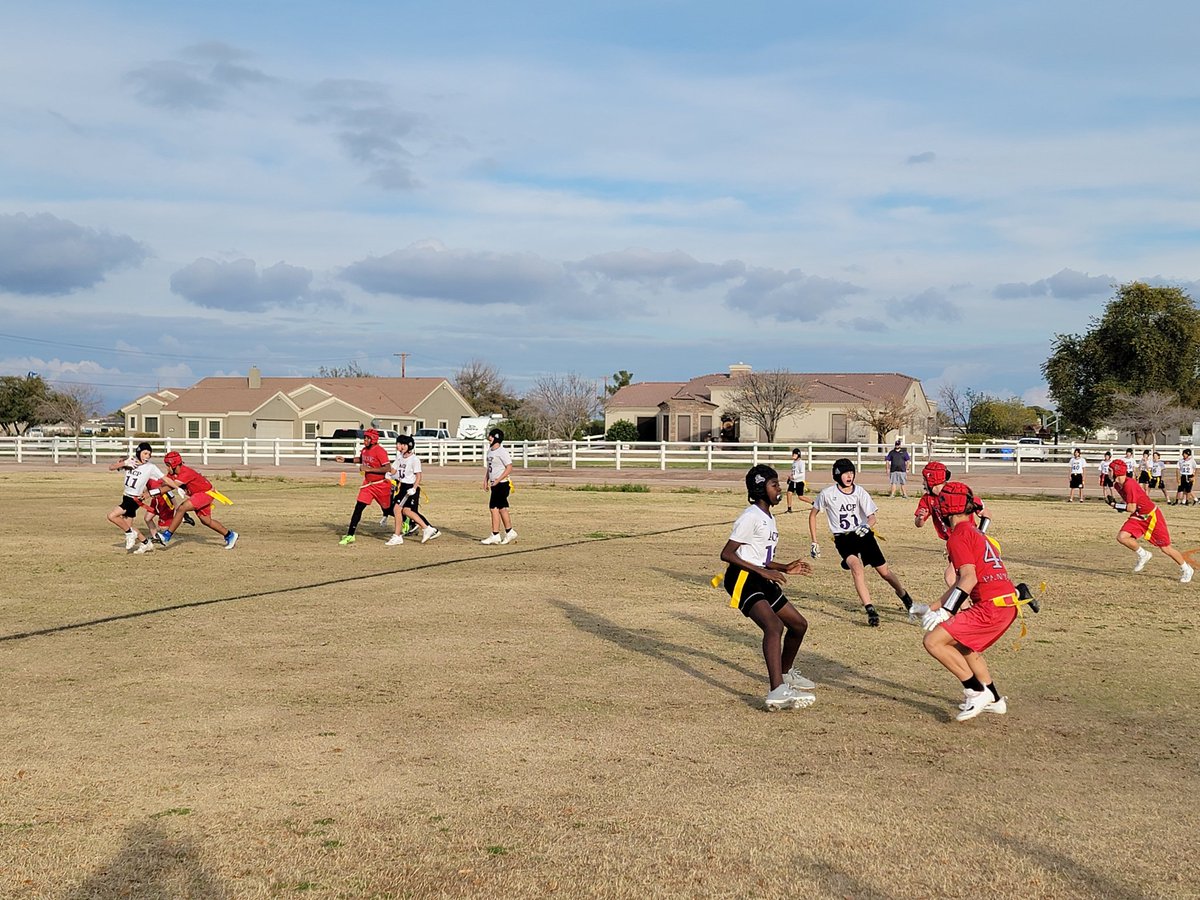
xmin=980 ymin=437 xmax=1048 ymax=459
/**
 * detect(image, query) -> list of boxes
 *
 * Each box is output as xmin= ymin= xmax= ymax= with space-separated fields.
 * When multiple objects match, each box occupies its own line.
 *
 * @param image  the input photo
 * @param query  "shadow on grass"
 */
xmin=984 ymin=829 xmax=1151 ymax=900
xmin=2 ymin=521 xmax=729 ymax=643
xmin=550 ymin=598 xmax=762 ymax=707
xmin=63 ymin=819 xmax=231 ymax=900
xmin=673 ymin=610 xmax=952 ymax=720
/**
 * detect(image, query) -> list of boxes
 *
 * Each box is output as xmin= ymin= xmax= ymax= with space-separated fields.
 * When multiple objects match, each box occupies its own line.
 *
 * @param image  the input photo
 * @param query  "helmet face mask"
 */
xmin=832 ymin=457 xmax=855 ymax=487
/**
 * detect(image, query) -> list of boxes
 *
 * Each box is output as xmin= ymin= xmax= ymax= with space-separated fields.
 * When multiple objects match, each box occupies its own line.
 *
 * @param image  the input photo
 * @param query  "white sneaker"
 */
xmin=133 ymin=540 xmax=154 ymax=554
xmin=1182 ymin=563 xmax=1194 ymax=584
xmin=956 ymin=689 xmax=991 ymax=722
xmin=385 ymin=534 xmax=404 ymax=546
xmin=1134 ymin=547 xmax=1153 ymax=573
xmin=421 ymin=527 xmax=440 ymax=544
xmin=783 ymin=667 xmax=816 ymax=691
xmin=764 ymin=684 xmax=815 ymax=711
xmin=481 ymin=533 xmax=502 ymax=545
xmin=124 ymin=531 xmax=137 ymax=550
xmin=983 ymin=696 xmax=1007 ymax=715
xmin=501 ymin=529 xmax=517 ymax=544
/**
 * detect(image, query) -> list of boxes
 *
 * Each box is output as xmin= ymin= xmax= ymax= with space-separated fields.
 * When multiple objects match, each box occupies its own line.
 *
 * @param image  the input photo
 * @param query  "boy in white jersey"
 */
xmin=809 ymin=458 xmax=917 ymax=627
xmin=1068 ymin=448 xmax=1086 ymax=502
xmin=719 ymin=464 xmax=816 ymax=711
xmin=784 ymin=447 xmax=811 ymax=513
xmin=481 ymin=428 xmax=517 ymax=545
xmin=106 ymin=441 xmax=164 ymax=551
xmin=1123 ymin=449 xmax=1138 ymax=486
xmin=1172 ymin=449 xmax=1195 ymax=506
xmin=384 ymin=435 xmax=441 ymax=546
xmin=1149 ymin=451 xmax=1169 ymax=503
xmin=1098 ymin=451 xmax=1114 ymax=502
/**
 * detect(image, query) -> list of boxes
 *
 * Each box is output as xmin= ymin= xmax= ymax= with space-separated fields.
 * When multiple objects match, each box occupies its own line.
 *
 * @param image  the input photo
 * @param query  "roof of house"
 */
xmin=607 ymin=372 xmax=923 ymax=409
xmin=153 ymin=377 xmax=467 ymax=416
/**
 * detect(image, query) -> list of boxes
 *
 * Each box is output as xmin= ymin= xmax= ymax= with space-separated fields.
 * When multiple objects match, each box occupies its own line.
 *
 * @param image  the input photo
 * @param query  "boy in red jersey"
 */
xmin=1108 ymin=459 xmax=1192 ymax=582
xmin=336 ymin=429 xmax=392 ymax=545
xmin=157 ymin=451 xmax=239 ymax=549
xmin=920 ymin=482 xmax=1020 ymax=721
xmin=131 ymin=477 xmax=175 ymax=554
xmin=914 ymin=460 xmax=992 ymax=591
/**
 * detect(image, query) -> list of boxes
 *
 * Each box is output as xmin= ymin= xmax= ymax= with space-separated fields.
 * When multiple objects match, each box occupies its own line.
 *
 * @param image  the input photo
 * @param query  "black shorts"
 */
xmin=1069 ymin=474 xmax=1083 ymax=489
xmin=1138 ymin=471 xmax=1150 ymax=484
xmin=833 ymin=531 xmax=886 ymax=570
xmin=723 ymin=565 xmax=787 ymax=617
xmin=118 ymin=495 xmax=140 ymax=517
xmin=787 ymin=480 xmax=805 ymax=496
xmin=1101 ymin=474 xmax=1113 ymax=487
xmin=489 ymin=481 xmax=511 ymax=510
xmin=395 ymin=484 xmax=421 ymax=513
xmin=1180 ymin=476 xmax=1194 ymax=493
xmin=1149 ymin=476 xmax=1165 ymax=490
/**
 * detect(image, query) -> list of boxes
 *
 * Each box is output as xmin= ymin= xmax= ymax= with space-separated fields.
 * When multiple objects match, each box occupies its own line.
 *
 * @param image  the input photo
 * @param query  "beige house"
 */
xmin=604 ymin=364 xmax=935 ymax=444
xmin=122 ymin=367 xmax=477 ymax=441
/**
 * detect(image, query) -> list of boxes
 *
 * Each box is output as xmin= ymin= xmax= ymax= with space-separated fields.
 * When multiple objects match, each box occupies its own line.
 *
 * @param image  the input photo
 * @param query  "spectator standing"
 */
xmin=884 ymin=439 xmax=911 ymax=499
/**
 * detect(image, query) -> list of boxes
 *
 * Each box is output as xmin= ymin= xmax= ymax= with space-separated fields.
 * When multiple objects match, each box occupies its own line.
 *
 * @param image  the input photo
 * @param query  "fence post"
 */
xmin=964 ymin=444 xmax=970 ymax=474
xmin=273 ymin=438 xmax=281 ymax=466
xmin=706 ymin=440 xmax=713 ymax=471
xmin=616 ymin=442 xmax=622 ymax=471
xmin=570 ymin=440 xmax=578 ymax=470
xmin=752 ymin=443 xmax=759 ymax=466
xmin=1016 ymin=447 xmax=1022 ymax=475
xmin=522 ymin=441 xmax=528 ymax=468
xmin=90 ymin=438 xmax=97 ymax=465
xmin=856 ymin=443 xmax=863 ymax=472
xmin=315 ymin=440 xmax=322 ymax=467
xmin=52 ymin=437 xmax=60 ymax=465
xmin=15 ymin=437 xmax=22 ymax=463
xmin=660 ymin=441 xmax=667 ymax=471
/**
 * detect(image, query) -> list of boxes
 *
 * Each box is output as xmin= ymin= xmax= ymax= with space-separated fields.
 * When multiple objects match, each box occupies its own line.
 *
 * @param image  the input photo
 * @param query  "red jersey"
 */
xmin=946 ymin=520 xmax=1015 ymax=604
xmin=1118 ymin=477 xmax=1156 ymax=517
xmin=173 ymin=464 xmax=213 ymax=497
xmin=360 ymin=444 xmax=390 ymax=483
xmin=915 ymin=494 xmax=950 ymax=540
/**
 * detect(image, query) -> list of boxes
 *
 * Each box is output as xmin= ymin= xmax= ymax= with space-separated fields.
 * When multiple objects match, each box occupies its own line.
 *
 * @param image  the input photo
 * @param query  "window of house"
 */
xmin=304 ymin=422 xmax=319 ymax=440
xmin=128 ymin=415 xmax=137 ymax=431
xmin=208 ymin=420 xmax=222 ymax=440
xmin=415 ymin=419 xmax=425 ymax=431
xmin=144 ymin=416 xmax=159 ymax=435
xmin=438 ymin=419 xmax=449 ymax=431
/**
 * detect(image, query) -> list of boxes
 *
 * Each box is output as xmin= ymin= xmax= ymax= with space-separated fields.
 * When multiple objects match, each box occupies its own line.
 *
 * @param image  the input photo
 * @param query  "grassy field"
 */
xmin=1 ymin=470 xmax=1197 ymax=899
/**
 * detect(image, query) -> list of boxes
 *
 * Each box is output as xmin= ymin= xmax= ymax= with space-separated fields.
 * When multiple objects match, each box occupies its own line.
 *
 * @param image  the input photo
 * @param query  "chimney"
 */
xmin=729 ymin=363 xmax=752 ymax=377
xmin=249 ymin=365 xmax=261 ymax=390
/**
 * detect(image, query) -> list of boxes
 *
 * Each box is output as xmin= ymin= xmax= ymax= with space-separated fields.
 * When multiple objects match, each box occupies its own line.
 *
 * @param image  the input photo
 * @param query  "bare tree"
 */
xmin=845 ymin=393 xmax=920 ymax=449
xmin=937 ymin=383 xmax=980 ymax=436
xmin=723 ymin=371 xmax=812 ymax=442
xmin=523 ymin=373 xmax=602 ymax=441
xmin=454 ymin=359 xmax=516 ymax=415
xmin=315 ymin=362 xmax=375 ymax=377
xmin=38 ymin=382 xmax=101 ymax=458
xmin=1106 ymin=390 xmax=1197 ymax=445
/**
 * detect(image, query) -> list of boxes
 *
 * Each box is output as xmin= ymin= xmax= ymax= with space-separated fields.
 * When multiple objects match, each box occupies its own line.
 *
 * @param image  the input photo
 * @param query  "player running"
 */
xmin=384 ymin=435 xmax=441 ymax=546
xmin=919 ymin=482 xmax=1025 ymax=722
xmin=1108 ymin=459 xmax=1193 ymax=583
xmin=718 ymin=465 xmax=817 ymax=711
xmin=336 ymin=429 xmax=392 ymax=546
xmin=106 ymin=442 xmax=163 ymax=551
xmin=156 ymin=451 xmax=238 ymax=550
xmin=784 ymin=447 xmax=810 ymax=513
xmin=809 ymin=458 xmax=917 ymax=626
xmin=914 ymin=460 xmax=992 ymax=592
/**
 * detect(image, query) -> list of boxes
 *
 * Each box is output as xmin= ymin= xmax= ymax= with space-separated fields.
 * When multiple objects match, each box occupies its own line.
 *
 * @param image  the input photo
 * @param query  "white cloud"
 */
xmin=170 ymin=258 xmax=320 ymax=311
xmin=0 ymin=213 xmax=148 ymax=295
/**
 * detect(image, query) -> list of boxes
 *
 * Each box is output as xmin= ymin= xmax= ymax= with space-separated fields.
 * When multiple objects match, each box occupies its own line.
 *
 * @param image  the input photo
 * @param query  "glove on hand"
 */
xmin=406 ymin=488 xmax=417 ymax=496
xmin=853 ymin=526 xmax=871 ymax=538
xmin=908 ymin=602 xmax=929 ymax=623
xmin=809 ymin=542 xmax=821 ymax=559
xmin=922 ymin=607 xmax=950 ymax=632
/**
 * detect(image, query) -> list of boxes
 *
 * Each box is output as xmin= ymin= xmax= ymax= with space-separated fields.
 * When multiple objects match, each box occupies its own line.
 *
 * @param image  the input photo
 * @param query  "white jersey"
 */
xmin=1180 ymin=457 xmax=1195 ymax=477
xmin=1070 ymin=457 xmax=1084 ymax=476
xmin=790 ymin=459 xmax=806 ymax=482
xmin=391 ymin=452 xmax=423 ymax=485
xmin=813 ymin=484 xmax=877 ymax=535
xmin=1099 ymin=460 xmax=1110 ymax=476
xmin=1124 ymin=455 xmax=1137 ymax=475
xmin=1151 ymin=460 xmax=1165 ymax=478
xmin=1139 ymin=457 xmax=1151 ymax=475
xmin=122 ymin=461 xmax=164 ymax=498
xmin=486 ymin=445 xmax=512 ymax=482
xmin=728 ymin=504 xmax=778 ymax=567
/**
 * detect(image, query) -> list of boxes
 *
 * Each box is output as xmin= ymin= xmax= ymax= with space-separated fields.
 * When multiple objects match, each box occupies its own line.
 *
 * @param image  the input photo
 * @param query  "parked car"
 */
xmin=1016 ymin=437 xmax=1048 ymax=459
xmin=319 ymin=427 xmax=402 ymax=458
xmin=414 ymin=428 xmax=451 ymax=441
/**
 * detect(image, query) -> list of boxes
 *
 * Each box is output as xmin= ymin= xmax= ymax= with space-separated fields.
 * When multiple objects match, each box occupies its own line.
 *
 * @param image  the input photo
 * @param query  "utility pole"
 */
xmin=393 ymin=352 xmax=409 ymax=378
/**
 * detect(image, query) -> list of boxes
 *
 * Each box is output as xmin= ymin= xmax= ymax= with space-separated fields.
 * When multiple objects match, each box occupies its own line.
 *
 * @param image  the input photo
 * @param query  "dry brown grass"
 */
xmin=1 ymin=470 xmax=1198 ymax=899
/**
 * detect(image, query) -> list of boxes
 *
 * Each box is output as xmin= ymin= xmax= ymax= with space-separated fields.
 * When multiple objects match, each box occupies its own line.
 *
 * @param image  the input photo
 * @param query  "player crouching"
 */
xmin=718 ymin=465 xmax=818 ymax=711
xmin=1107 ymin=459 xmax=1192 ymax=583
xmin=920 ymin=482 xmax=1021 ymax=722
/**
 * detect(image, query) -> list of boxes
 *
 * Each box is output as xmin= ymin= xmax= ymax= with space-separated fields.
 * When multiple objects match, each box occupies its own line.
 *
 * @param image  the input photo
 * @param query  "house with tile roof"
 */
xmin=604 ymin=364 xmax=934 ymax=444
xmin=121 ymin=367 xmax=477 ymax=441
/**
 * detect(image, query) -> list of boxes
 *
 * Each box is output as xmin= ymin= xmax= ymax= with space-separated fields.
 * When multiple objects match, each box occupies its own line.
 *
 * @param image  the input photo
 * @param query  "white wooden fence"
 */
xmin=0 ymin=436 xmax=1187 ymax=474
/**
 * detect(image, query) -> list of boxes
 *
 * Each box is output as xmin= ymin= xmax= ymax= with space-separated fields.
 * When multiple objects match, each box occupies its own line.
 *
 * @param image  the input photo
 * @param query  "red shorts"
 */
xmin=1122 ymin=511 xmax=1170 ymax=547
xmin=942 ymin=599 xmax=1018 ymax=653
xmin=189 ymin=492 xmax=214 ymax=515
xmin=357 ymin=480 xmax=392 ymax=507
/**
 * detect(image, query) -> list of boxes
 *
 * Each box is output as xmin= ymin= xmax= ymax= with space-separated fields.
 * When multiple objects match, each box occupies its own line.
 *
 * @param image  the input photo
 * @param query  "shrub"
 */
xmin=606 ymin=420 xmax=638 ymax=442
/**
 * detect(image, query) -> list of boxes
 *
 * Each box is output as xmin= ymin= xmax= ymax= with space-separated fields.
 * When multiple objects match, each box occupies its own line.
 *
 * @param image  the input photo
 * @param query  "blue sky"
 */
xmin=2 ymin=0 xmax=1199 ymax=413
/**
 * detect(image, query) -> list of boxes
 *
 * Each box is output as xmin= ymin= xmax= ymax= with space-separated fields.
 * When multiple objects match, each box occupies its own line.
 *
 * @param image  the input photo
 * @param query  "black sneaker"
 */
xmin=865 ymin=605 xmax=880 ymax=627
xmin=183 ymin=513 xmax=197 ymax=527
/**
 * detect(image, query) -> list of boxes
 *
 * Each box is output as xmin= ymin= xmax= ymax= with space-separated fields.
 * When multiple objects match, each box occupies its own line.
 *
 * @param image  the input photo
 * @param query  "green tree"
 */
xmin=605 ymin=370 xmax=633 ymax=396
xmin=0 ymin=374 xmax=52 ymax=435
xmin=1043 ymin=282 xmax=1200 ymax=429
xmin=606 ymin=419 xmax=638 ymax=441
xmin=967 ymin=397 xmax=1037 ymax=437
